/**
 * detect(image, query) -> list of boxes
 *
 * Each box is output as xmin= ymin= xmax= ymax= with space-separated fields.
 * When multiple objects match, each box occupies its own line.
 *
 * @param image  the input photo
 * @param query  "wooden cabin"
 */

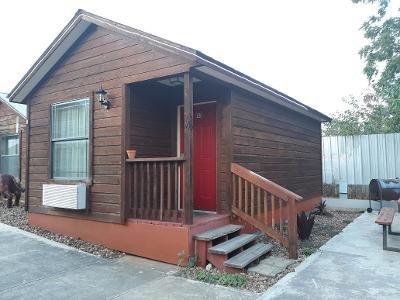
xmin=8 ymin=10 xmax=330 ymax=270
xmin=0 ymin=93 xmax=26 ymax=183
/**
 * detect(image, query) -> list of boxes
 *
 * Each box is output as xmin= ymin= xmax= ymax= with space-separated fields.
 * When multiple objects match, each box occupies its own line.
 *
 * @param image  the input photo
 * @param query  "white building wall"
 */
xmin=322 ymin=133 xmax=400 ymax=185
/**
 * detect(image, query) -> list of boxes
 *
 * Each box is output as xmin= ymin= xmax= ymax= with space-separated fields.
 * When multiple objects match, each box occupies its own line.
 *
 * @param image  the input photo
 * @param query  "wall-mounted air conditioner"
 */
xmin=43 ymin=184 xmax=87 ymax=209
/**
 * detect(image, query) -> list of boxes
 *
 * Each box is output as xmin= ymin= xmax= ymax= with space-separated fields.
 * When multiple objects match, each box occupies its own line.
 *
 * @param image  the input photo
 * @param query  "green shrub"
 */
xmin=195 ymin=270 xmax=247 ymax=288
xmin=196 ymin=270 xmax=219 ymax=282
xmin=302 ymin=247 xmax=316 ymax=256
xmin=218 ymin=273 xmax=247 ymax=287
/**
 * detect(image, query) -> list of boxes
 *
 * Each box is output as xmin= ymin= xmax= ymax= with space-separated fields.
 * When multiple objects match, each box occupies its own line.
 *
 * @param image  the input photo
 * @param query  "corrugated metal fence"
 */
xmin=322 ymin=133 xmax=400 ymax=198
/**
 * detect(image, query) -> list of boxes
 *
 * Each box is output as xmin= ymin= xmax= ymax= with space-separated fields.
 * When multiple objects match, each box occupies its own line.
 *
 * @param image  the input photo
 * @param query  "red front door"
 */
xmin=180 ymin=103 xmax=216 ymax=211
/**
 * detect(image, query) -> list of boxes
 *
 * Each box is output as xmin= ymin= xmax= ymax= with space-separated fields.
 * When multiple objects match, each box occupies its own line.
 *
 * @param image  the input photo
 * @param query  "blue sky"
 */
xmin=0 ymin=0 xmax=383 ymax=116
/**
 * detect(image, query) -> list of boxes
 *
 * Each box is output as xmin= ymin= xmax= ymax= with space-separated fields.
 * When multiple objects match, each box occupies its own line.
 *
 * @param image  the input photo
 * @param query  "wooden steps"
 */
xmin=208 ymin=234 xmax=257 ymax=254
xmin=193 ymin=224 xmax=242 ymax=241
xmin=194 ymin=224 xmax=273 ymax=273
xmin=224 ymin=243 xmax=273 ymax=269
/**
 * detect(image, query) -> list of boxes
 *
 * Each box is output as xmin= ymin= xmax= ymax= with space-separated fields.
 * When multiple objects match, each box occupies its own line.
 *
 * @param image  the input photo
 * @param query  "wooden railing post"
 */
xmin=231 ymin=163 xmax=301 ymax=259
xmin=287 ymin=197 xmax=298 ymax=259
xmin=127 ymin=157 xmax=184 ymax=222
xmin=183 ymin=72 xmax=194 ymax=225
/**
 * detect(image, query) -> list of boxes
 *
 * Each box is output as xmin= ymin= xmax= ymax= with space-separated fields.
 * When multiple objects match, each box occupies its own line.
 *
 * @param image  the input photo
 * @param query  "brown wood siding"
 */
xmin=0 ymin=102 xmax=26 ymax=190
xmin=27 ymin=25 xmax=195 ymax=223
xmin=216 ymin=93 xmax=232 ymax=214
xmin=231 ymin=89 xmax=322 ymax=200
xmin=0 ymin=103 xmax=22 ymax=134
xmin=129 ymin=83 xmax=179 ymax=157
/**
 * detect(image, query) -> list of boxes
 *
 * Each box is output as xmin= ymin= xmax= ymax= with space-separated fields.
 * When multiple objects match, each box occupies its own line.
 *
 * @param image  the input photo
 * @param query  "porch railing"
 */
xmin=127 ymin=157 xmax=185 ymax=222
xmin=231 ymin=163 xmax=302 ymax=259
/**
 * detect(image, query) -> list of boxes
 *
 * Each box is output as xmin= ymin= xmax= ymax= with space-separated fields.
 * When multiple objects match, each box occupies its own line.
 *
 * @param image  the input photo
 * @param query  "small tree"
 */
xmin=323 ymin=93 xmax=390 ymax=136
xmin=352 ymin=0 xmax=400 ymax=130
xmin=325 ymin=1 xmax=398 ymax=137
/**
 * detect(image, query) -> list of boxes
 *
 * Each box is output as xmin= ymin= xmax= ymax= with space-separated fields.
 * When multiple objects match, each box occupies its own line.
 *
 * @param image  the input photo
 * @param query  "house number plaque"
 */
xmin=184 ymin=114 xmax=193 ymax=130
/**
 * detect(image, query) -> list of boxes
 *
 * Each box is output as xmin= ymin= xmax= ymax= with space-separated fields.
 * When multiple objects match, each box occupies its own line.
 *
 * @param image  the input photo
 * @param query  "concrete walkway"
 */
xmin=0 ymin=223 xmax=254 ymax=300
xmin=261 ymin=212 xmax=400 ymax=299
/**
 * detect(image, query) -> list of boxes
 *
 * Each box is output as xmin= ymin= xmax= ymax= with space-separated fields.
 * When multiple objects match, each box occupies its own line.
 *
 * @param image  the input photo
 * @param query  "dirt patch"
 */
xmin=0 ymin=203 xmax=124 ymax=258
xmin=178 ymin=209 xmax=363 ymax=293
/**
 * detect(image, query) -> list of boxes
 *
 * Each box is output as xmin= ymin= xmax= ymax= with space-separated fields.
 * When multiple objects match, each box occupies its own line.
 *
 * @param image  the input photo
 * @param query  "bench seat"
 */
xmin=375 ymin=207 xmax=395 ymax=226
xmin=375 ymin=207 xmax=400 ymax=252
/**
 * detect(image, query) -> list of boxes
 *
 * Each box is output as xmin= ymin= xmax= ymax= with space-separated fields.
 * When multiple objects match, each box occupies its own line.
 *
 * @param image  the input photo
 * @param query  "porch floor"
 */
xmin=192 ymin=211 xmax=229 ymax=227
xmin=126 ymin=211 xmax=229 ymax=227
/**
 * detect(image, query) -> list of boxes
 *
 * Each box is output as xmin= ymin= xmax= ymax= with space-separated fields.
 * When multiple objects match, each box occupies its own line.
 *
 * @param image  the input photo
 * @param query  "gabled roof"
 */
xmin=8 ymin=9 xmax=330 ymax=122
xmin=0 ymin=92 xmax=26 ymax=119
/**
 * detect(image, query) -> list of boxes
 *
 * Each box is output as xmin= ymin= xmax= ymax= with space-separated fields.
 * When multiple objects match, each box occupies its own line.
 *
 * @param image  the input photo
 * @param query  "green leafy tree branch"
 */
xmin=325 ymin=0 xmax=399 ymax=135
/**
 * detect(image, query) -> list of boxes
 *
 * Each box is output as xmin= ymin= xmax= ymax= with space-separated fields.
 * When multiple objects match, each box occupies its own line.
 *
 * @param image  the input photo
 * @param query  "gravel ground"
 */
xmin=260 ymin=209 xmax=363 ymax=260
xmin=0 ymin=203 xmax=124 ymax=258
xmin=178 ymin=208 xmax=363 ymax=293
xmin=177 ymin=265 xmax=296 ymax=294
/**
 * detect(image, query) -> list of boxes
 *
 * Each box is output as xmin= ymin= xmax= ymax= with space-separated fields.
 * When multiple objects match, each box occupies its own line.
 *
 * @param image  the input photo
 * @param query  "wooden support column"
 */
xmin=24 ymin=104 xmax=31 ymax=211
xmin=183 ymin=72 xmax=194 ymax=225
xmin=287 ymin=197 xmax=298 ymax=259
xmin=121 ymin=84 xmax=131 ymax=223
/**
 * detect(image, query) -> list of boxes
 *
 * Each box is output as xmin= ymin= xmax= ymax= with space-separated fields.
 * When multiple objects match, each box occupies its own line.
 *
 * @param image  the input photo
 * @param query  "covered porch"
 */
xmin=120 ymin=71 xmax=310 ymax=262
xmin=122 ymin=71 xmax=231 ymax=225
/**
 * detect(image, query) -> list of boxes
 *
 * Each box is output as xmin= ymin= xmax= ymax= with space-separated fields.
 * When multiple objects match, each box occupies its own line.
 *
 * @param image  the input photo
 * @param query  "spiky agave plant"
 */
xmin=314 ymin=199 xmax=329 ymax=216
xmin=297 ymin=211 xmax=315 ymax=241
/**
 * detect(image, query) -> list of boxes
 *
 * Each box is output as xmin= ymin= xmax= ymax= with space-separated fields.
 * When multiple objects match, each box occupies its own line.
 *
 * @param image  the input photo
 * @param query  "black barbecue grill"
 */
xmin=368 ymin=178 xmax=400 ymax=212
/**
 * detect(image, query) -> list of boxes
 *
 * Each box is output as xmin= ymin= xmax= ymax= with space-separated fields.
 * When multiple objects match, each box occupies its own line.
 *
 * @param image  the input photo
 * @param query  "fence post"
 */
xmin=287 ymin=197 xmax=298 ymax=259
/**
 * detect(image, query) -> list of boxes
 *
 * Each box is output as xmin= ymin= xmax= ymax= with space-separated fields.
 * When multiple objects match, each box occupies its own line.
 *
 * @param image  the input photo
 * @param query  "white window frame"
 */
xmin=0 ymin=134 xmax=20 ymax=178
xmin=50 ymin=98 xmax=90 ymax=180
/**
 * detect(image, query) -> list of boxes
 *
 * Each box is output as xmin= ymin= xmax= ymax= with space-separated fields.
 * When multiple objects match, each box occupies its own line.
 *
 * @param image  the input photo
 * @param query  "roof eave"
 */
xmin=8 ymin=9 xmax=331 ymax=123
xmin=8 ymin=10 xmax=198 ymax=104
xmin=194 ymin=62 xmax=331 ymax=123
xmin=0 ymin=96 xmax=27 ymax=119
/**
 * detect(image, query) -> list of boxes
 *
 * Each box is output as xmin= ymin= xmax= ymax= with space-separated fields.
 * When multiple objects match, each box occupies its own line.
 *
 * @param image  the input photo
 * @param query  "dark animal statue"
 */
xmin=0 ymin=174 xmax=25 ymax=208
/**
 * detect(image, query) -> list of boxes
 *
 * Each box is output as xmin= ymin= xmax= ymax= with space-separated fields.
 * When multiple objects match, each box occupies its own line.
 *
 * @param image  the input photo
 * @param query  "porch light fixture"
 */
xmin=168 ymin=76 xmax=184 ymax=86
xmin=95 ymin=85 xmax=111 ymax=109
xmin=157 ymin=76 xmax=201 ymax=87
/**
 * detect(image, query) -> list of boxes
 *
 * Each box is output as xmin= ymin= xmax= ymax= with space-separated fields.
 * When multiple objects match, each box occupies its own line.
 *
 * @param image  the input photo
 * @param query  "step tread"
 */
xmin=224 ymin=243 xmax=274 ymax=269
xmin=208 ymin=234 xmax=257 ymax=255
xmin=193 ymin=224 xmax=242 ymax=241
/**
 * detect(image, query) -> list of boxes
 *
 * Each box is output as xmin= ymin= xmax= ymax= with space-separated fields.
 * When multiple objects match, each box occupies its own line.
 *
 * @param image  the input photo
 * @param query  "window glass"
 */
xmin=51 ymin=99 xmax=89 ymax=179
xmin=5 ymin=136 xmax=18 ymax=155
xmin=0 ymin=135 xmax=19 ymax=177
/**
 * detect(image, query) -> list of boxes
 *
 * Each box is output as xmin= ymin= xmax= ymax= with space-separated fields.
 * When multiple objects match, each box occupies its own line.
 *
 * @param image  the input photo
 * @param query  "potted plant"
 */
xmin=126 ymin=149 xmax=136 ymax=159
